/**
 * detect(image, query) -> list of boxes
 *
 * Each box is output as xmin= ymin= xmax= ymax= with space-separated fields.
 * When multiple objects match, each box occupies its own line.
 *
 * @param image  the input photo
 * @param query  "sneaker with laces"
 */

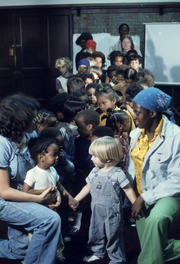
xmin=83 ymin=255 xmax=100 ymax=262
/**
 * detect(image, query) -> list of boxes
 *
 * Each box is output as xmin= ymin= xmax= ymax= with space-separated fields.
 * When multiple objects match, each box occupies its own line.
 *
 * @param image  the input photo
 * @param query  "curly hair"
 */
xmin=28 ymin=137 xmax=58 ymax=163
xmin=33 ymin=109 xmax=57 ymax=127
xmin=106 ymin=110 xmax=129 ymax=132
xmin=0 ymin=94 xmax=39 ymax=143
xmin=55 ymin=57 xmax=73 ymax=71
xmin=95 ymin=86 xmax=119 ymax=103
xmin=75 ymin=108 xmax=100 ymax=127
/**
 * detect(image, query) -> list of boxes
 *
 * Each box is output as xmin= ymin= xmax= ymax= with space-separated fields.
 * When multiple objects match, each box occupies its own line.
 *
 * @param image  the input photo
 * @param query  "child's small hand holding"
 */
xmin=69 ymin=197 xmax=79 ymax=211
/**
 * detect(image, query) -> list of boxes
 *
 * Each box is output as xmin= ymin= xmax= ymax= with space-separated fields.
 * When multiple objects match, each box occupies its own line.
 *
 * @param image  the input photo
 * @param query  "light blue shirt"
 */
xmin=126 ymin=116 xmax=180 ymax=205
xmin=0 ymin=134 xmax=35 ymax=190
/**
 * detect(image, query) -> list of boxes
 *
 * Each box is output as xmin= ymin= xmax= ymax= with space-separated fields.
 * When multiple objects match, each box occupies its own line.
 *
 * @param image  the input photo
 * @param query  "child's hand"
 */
xmin=48 ymin=194 xmax=62 ymax=210
xmin=69 ymin=197 xmax=79 ymax=211
xmin=48 ymin=200 xmax=61 ymax=210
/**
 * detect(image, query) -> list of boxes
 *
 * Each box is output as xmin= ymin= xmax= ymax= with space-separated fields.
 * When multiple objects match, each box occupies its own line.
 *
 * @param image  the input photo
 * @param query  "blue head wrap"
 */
xmin=133 ymin=87 xmax=172 ymax=113
xmin=77 ymin=59 xmax=90 ymax=67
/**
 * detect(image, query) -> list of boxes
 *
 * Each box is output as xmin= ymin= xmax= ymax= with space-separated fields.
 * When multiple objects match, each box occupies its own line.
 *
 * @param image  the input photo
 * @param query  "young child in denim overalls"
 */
xmin=73 ymin=136 xmax=137 ymax=264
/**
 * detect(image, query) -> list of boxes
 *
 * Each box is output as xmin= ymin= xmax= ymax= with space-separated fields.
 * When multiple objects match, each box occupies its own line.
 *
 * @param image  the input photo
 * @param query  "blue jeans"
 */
xmin=0 ymin=199 xmax=61 ymax=264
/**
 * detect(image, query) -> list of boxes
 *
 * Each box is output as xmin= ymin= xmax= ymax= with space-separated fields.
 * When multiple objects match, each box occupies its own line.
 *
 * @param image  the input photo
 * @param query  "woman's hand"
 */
xmin=39 ymin=186 xmax=58 ymax=205
xmin=131 ymin=196 xmax=144 ymax=219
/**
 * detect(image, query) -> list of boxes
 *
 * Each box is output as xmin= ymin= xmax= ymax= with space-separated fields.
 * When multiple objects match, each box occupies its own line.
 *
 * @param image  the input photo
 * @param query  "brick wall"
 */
xmin=72 ymin=5 xmax=180 ymax=117
xmin=73 ymin=7 xmax=180 ymax=56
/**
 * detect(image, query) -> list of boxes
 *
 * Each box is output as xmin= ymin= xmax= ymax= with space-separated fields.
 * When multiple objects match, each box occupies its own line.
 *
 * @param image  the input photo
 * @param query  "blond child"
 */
xmin=73 ymin=136 xmax=137 ymax=263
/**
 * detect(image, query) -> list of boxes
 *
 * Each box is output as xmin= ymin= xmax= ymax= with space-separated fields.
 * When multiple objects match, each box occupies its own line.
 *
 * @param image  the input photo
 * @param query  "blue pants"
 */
xmin=0 ymin=199 xmax=61 ymax=264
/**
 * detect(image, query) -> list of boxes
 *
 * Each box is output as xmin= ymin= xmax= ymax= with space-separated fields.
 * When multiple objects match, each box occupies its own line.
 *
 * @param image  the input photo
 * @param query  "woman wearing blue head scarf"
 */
xmin=126 ymin=88 xmax=180 ymax=264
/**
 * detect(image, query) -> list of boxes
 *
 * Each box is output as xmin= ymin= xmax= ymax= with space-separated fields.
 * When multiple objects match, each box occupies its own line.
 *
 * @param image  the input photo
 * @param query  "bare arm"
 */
xmin=23 ymin=182 xmax=47 ymax=195
xmin=74 ymin=184 xmax=91 ymax=203
xmin=123 ymin=183 xmax=137 ymax=204
xmin=57 ymin=181 xmax=73 ymax=200
xmin=57 ymin=181 xmax=78 ymax=209
xmin=0 ymin=168 xmax=56 ymax=204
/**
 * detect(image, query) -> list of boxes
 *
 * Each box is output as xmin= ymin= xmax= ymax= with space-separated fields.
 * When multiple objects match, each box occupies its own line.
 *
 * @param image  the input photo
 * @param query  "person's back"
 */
xmin=59 ymin=97 xmax=86 ymax=160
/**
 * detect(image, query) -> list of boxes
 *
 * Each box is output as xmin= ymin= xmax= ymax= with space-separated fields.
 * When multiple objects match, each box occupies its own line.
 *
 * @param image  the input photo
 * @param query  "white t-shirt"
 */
xmin=24 ymin=165 xmax=60 ymax=197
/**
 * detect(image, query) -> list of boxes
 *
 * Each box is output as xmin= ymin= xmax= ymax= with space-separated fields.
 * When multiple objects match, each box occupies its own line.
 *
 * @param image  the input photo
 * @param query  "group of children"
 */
xmin=22 ymin=80 xmax=143 ymax=264
xmin=20 ymin=36 xmax=157 ymax=263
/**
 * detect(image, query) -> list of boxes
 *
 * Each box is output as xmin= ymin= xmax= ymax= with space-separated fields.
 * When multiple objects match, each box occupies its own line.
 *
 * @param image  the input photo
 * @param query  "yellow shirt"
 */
xmin=99 ymin=107 xmax=120 ymax=126
xmin=130 ymin=118 xmax=164 ymax=194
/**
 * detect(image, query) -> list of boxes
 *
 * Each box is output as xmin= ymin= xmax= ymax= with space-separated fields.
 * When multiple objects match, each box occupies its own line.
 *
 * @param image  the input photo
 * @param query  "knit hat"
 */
xmin=133 ymin=87 xmax=171 ymax=112
xmin=77 ymin=58 xmax=90 ymax=67
xmin=84 ymin=40 xmax=97 ymax=50
xmin=75 ymin=32 xmax=93 ymax=46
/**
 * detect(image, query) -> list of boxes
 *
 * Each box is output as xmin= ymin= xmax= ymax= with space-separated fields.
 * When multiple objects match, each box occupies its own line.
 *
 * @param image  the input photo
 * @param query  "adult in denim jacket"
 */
xmin=0 ymin=94 xmax=60 ymax=264
xmin=126 ymin=88 xmax=180 ymax=264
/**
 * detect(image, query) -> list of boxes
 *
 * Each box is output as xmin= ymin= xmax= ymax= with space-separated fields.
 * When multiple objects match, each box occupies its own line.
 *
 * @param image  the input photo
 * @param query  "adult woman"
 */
xmin=121 ymin=35 xmax=135 ymax=55
xmin=127 ymin=88 xmax=180 ymax=264
xmin=121 ymin=35 xmax=142 ymax=58
xmin=0 ymin=94 xmax=61 ymax=264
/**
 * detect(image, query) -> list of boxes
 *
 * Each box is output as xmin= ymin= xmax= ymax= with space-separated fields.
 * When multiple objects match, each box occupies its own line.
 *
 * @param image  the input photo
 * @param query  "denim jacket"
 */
xmin=126 ymin=116 xmax=180 ymax=205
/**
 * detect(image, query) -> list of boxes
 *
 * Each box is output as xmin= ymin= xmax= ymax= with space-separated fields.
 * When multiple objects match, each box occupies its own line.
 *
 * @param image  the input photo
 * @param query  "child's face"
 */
xmin=87 ymin=88 xmax=97 ymax=105
xmin=95 ymin=57 xmax=103 ymax=68
xmin=91 ymin=155 xmax=105 ymax=168
xmin=116 ymin=74 xmax=125 ymax=83
xmin=78 ymin=65 xmax=87 ymax=75
xmin=75 ymin=116 xmax=91 ymax=138
xmin=130 ymin=59 xmax=140 ymax=72
xmin=97 ymin=96 xmax=116 ymax=112
xmin=109 ymin=70 xmax=117 ymax=83
xmin=114 ymin=56 xmax=124 ymax=66
xmin=41 ymin=144 xmax=59 ymax=168
xmin=58 ymin=61 xmax=68 ymax=76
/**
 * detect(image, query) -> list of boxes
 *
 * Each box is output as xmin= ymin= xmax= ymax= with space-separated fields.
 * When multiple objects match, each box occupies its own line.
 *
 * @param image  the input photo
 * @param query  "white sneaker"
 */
xmin=83 ymin=255 xmax=100 ymax=262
